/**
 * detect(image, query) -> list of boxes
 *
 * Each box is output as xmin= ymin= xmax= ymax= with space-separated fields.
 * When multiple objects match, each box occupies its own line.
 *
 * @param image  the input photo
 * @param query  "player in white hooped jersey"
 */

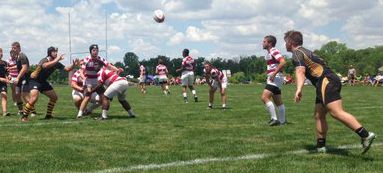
xmin=92 ymin=61 xmax=135 ymax=120
xmin=76 ymin=44 xmax=120 ymax=118
xmin=261 ymin=35 xmax=286 ymax=126
xmin=70 ymin=69 xmax=100 ymax=115
xmin=204 ymin=61 xmax=228 ymax=109
xmin=156 ymin=59 xmax=170 ymax=95
xmin=139 ymin=64 xmax=147 ymax=94
xmin=176 ymin=49 xmax=198 ymax=103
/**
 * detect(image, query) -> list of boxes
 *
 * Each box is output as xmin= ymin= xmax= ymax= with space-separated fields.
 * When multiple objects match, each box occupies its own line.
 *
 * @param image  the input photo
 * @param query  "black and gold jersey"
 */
xmin=30 ymin=57 xmax=64 ymax=83
xmin=292 ymin=47 xmax=334 ymax=86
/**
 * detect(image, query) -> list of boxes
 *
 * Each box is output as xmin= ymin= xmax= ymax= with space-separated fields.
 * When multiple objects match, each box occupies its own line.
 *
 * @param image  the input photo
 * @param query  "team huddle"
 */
xmin=0 ymin=30 xmax=376 ymax=154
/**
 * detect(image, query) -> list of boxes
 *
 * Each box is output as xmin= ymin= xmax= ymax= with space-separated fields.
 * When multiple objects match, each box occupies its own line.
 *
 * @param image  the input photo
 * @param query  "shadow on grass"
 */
xmin=303 ymin=144 xmax=351 ymax=156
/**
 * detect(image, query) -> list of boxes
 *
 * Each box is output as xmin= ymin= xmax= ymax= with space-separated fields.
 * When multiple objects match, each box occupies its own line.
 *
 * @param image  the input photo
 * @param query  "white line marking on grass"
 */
xmin=0 ymin=121 xmax=82 ymax=127
xmin=65 ymin=143 xmax=383 ymax=173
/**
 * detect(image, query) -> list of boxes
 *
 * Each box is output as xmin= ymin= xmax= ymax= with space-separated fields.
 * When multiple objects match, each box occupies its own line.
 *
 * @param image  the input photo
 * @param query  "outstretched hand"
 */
xmin=294 ymin=90 xmax=302 ymax=103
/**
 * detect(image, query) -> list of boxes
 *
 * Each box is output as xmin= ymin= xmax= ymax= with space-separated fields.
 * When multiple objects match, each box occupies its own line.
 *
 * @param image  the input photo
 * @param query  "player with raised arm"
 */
xmin=204 ymin=61 xmax=227 ymax=109
xmin=76 ymin=44 xmax=120 ymax=119
xmin=261 ymin=35 xmax=287 ymax=126
xmin=156 ymin=59 xmax=170 ymax=95
xmin=284 ymin=30 xmax=376 ymax=153
xmin=92 ymin=61 xmax=135 ymax=120
xmin=21 ymin=47 xmax=78 ymax=122
xmin=176 ymin=49 xmax=198 ymax=103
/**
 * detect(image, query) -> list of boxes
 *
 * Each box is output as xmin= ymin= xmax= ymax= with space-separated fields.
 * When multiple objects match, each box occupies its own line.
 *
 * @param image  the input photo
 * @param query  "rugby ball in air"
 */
xmin=153 ymin=10 xmax=165 ymax=23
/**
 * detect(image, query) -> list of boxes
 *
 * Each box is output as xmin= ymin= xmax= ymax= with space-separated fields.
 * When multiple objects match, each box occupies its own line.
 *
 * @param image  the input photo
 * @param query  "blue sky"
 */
xmin=0 ymin=0 xmax=382 ymax=65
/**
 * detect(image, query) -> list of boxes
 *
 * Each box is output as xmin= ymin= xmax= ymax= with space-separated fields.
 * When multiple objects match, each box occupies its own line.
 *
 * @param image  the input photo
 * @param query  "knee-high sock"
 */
xmin=265 ymin=101 xmax=277 ymax=120
xmin=277 ymin=104 xmax=285 ymax=123
xmin=23 ymin=103 xmax=34 ymax=116
xmin=46 ymin=100 xmax=56 ymax=116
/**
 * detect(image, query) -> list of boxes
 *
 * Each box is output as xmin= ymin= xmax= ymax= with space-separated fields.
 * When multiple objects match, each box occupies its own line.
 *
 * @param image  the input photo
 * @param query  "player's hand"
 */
xmin=176 ymin=68 xmax=181 ymax=72
xmin=14 ymin=78 xmax=19 ymax=85
xmin=58 ymin=54 xmax=65 ymax=61
xmin=117 ymin=68 xmax=124 ymax=75
xmin=294 ymin=90 xmax=302 ymax=103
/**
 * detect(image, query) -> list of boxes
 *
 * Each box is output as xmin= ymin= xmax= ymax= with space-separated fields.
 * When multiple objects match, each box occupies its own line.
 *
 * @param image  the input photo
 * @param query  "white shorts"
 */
xmin=212 ymin=76 xmax=228 ymax=90
xmin=158 ymin=76 xmax=168 ymax=83
xmin=139 ymin=75 xmax=146 ymax=83
xmin=266 ymin=73 xmax=284 ymax=89
xmin=72 ymin=90 xmax=100 ymax=103
xmin=84 ymin=78 xmax=98 ymax=88
xmin=181 ymin=71 xmax=195 ymax=86
xmin=104 ymin=80 xmax=129 ymax=101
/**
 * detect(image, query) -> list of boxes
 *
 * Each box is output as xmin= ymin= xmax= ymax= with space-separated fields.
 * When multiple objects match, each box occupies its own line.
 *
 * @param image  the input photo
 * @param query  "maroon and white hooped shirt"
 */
xmin=265 ymin=47 xmax=284 ymax=74
xmin=97 ymin=67 xmax=126 ymax=87
xmin=81 ymin=55 xmax=109 ymax=78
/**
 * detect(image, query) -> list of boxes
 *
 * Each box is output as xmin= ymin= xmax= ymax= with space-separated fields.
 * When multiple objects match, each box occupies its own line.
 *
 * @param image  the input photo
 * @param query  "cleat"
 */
xmin=18 ymin=111 xmax=23 ymax=116
xmin=94 ymin=116 xmax=108 ymax=120
xmin=269 ymin=119 xmax=280 ymax=126
xmin=21 ymin=116 xmax=29 ymax=122
xmin=44 ymin=115 xmax=53 ymax=120
xmin=316 ymin=147 xmax=327 ymax=153
xmin=207 ymin=105 xmax=213 ymax=109
xmin=127 ymin=114 xmax=136 ymax=118
xmin=76 ymin=115 xmax=84 ymax=119
xmin=361 ymin=132 xmax=376 ymax=154
xmin=194 ymin=97 xmax=198 ymax=102
xmin=3 ymin=112 xmax=11 ymax=116
xmin=31 ymin=113 xmax=37 ymax=117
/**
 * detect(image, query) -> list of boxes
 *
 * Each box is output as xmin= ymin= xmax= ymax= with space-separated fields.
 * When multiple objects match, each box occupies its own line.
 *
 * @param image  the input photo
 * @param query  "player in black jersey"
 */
xmin=284 ymin=30 xmax=376 ymax=154
xmin=21 ymin=47 xmax=78 ymax=122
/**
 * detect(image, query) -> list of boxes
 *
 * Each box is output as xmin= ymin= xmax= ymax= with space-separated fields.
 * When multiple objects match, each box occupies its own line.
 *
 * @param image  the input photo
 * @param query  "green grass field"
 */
xmin=0 ymin=84 xmax=382 ymax=173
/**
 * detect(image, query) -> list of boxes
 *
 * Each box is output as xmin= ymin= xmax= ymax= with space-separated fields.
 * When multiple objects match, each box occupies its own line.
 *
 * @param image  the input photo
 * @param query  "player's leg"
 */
xmin=1 ymin=89 xmax=9 ymax=116
xmin=219 ymin=87 xmax=227 ymax=109
xmin=272 ymin=94 xmax=285 ymax=124
xmin=21 ymin=88 xmax=40 ymax=122
xmin=10 ymin=83 xmax=17 ymax=106
xmin=77 ymin=88 xmax=91 ymax=118
xmin=208 ymin=86 xmax=216 ymax=109
xmin=261 ymin=87 xmax=278 ymax=125
xmin=42 ymin=89 xmax=58 ymax=119
xmin=15 ymin=86 xmax=23 ymax=115
xmin=99 ymin=94 xmax=110 ymax=120
xmin=84 ymin=93 xmax=100 ymax=115
xmin=181 ymin=73 xmax=189 ymax=103
xmin=314 ymin=103 xmax=328 ymax=152
xmin=117 ymin=88 xmax=135 ymax=117
xmin=188 ymin=73 xmax=198 ymax=102
xmin=72 ymin=90 xmax=83 ymax=110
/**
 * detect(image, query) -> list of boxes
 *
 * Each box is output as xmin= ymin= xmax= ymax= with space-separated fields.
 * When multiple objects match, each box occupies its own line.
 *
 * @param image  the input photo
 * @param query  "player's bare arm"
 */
xmin=294 ymin=66 xmax=306 ymax=103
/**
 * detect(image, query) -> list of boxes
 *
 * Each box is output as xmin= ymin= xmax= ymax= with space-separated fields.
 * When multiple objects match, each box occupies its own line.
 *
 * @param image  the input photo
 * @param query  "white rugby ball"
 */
xmin=153 ymin=10 xmax=165 ymax=23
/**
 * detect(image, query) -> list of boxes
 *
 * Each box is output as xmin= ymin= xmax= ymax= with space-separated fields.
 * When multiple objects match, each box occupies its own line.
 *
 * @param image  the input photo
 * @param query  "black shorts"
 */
xmin=0 ymin=83 xmax=7 ymax=93
xmin=265 ymin=84 xmax=281 ymax=95
xmin=16 ymin=79 xmax=30 ymax=92
xmin=315 ymin=73 xmax=342 ymax=105
xmin=29 ymin=80 xmax=53 ymax=92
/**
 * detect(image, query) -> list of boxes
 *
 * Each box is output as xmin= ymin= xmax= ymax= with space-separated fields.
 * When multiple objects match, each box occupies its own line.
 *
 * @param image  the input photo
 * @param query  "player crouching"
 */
xmin=204 ymin=61 xmax=228 ymax=109
xmin=71 ymin=69 xmax=100 ymax=115
xmin=92 ymin=61 xmax=135 ymax=120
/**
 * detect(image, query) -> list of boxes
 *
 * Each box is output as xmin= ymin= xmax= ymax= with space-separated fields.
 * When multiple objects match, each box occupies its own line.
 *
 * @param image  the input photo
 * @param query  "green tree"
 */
xmin=123 ymin=52 xmax=140 ymax=77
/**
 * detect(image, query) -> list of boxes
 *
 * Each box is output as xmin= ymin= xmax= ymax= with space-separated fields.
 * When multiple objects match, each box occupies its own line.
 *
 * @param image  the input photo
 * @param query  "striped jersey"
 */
xmin=97 ymin=67 xmax=125 ymax=87
xmin=206 ymin=68 xmax=225 ymax=82
xmin=140 ymin=65 xmax=146 ymax=76
xmin=265 ymin=47 xmax=284 ymax=74
xmin=71 ymin=70 xmax=83 ymax=87
xmin=156 ymin=64 xmax=168 ymax=78
xmin=182 ymin=56 xmax=195 ymax=71
xmin=81 ymin=55 xmax=109 ymax=78
xmin=7 ymin=57 xmax=18 ymax=78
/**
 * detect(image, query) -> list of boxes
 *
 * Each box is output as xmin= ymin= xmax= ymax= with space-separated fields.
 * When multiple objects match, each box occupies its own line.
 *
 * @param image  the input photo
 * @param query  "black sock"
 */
xmin=355 ymin=127 xmax=369 ymax=138
xmin=317 ymin=138 xmax=326 ymax=148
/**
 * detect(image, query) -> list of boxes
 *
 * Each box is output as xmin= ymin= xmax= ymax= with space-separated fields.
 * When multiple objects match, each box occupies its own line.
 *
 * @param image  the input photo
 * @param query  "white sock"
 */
xmin=163 ymin=90 xmax=167 ymax=95
xmin=278 ymin=104 xmax=286 ymax=123
xmin=77 ymin=110 xmax=83 ymax=117
xmin=209 ymin=103 xmax=212 ymax=107
xmin=192 ymin=90 xmax=196 ymax=96
xmin=102 ymin=110 xmax=108 ymax=118
xmin=265 ymin=101 xmax=277 ymax=120
xmin=222 ymin=104 xmax=226 ymax=108
xmin=165 ymin=85 xmax=169 ymax=90
xmin=183 ymin=92 xmax=187 ymax=98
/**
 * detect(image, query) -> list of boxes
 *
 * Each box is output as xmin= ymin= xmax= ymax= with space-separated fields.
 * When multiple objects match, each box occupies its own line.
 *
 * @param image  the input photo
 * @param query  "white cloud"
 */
xmin=185 ymin=26 xmax=218 ymax=42
xmin=168 ymin=32 xmax=185 ymax=45
xmin=129 ymin=39 xmax=160 ymax=58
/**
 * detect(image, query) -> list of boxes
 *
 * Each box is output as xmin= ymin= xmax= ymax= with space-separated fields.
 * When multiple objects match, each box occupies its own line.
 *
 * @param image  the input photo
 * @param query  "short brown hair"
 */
xmin=12 ymin=42 xmax=21 ymax=48
xmin=284 ymin=30 xmax=303 ymax=46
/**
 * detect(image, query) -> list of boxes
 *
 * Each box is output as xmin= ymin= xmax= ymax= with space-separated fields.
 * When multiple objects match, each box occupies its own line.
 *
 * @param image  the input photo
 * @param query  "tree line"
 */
xmin=46 ymin=41 xmax=383 ymax=84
